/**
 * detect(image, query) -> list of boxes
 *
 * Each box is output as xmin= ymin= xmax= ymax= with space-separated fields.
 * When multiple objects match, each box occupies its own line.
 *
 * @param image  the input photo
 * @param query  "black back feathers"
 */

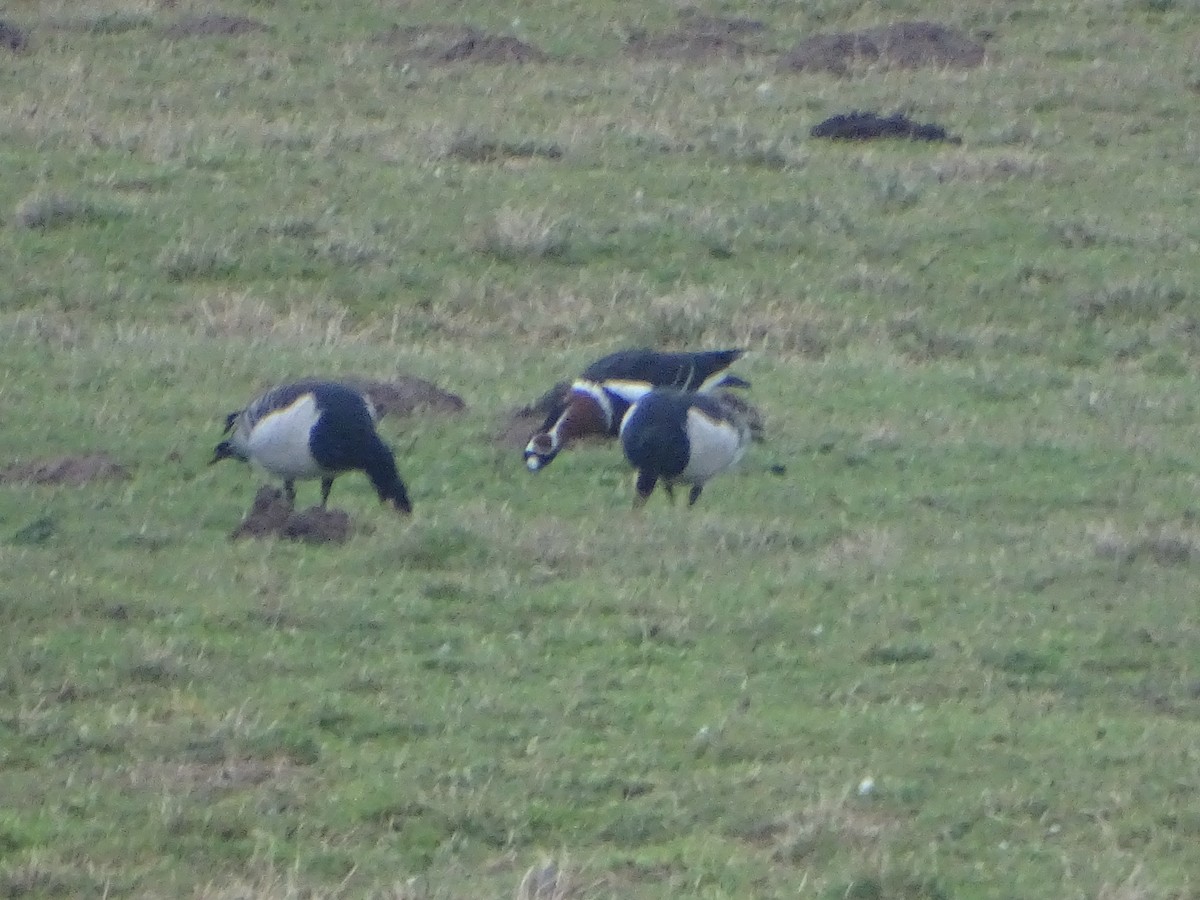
xmin=580 ymin=348 xmax=748 ymax=392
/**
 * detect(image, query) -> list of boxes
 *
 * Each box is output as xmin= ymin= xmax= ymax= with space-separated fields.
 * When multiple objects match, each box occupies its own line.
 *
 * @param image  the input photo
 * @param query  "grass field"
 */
xmin=2 ymin=0 xmax=1199 ymax=896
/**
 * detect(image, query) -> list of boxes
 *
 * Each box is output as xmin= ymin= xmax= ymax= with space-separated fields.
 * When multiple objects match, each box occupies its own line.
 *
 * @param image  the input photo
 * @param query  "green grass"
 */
xmin=2 ymin=0 xmax=1199 ymax=896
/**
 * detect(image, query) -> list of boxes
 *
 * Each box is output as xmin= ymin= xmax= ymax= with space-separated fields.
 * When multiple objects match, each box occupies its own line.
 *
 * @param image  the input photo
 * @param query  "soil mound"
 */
xmin=230 ymin=486 xmax=352 ymax=544
xmin=1 ymin=454 xmax=130 ymax=485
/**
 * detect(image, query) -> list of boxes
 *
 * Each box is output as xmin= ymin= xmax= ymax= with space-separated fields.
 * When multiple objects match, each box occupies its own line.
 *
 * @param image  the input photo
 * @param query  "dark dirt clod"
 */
xmin=161 ymin=14 xmax=268 ymax=39
xmin=0 ymin=20 xmax=30 ymax=52
xmin=229 ymin=486 xmax=352 ymax=545
xmin=342 ymin=376 xmax=467 ymax=419
xmin=1 ymin=454 xmax=130 ymax=485
xmin=779 ymin=21 xmax=985 ymax=76
xmin=812 ymin=111 xmax=960 ymax=143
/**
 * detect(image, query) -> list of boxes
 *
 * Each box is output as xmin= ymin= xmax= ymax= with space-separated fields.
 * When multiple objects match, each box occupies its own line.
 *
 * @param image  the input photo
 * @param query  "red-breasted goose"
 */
xmin=524 ymin=348 xmax=749 ymax=472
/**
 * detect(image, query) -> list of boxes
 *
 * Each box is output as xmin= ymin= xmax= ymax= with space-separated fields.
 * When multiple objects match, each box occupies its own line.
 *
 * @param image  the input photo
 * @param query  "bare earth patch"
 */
xmin=779 ymin=21 xmax=985 ymax=76
xmin=160 ymin=14 xmax=268 ymax=39
xmin=342 ymin=376 xmax=467 ymax=419
xmin=811 ymin=111 xmax=960 ymax=143
xmin=1 ymin=454 xmax=130 ymax=485
xmin=230 ymin=486 xmax=353 ymax=544
xmin=377 ymin=24 xmax=547 ymax=64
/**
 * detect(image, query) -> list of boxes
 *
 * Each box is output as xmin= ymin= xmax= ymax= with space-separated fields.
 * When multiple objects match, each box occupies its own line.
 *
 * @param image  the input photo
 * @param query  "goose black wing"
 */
xmin=581 ymin=348 xmax=746 ymax=390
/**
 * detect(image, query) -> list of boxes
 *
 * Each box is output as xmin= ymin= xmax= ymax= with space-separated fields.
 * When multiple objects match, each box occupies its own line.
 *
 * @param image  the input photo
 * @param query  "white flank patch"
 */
xmin=598 ymin=379 xmax=653 ymax=411
xmin=526 ymin=456 xmax=543 ymax=471
xmin=245 ymin=393 xmax=327 ymax=479
xmin=681 ymin=407 xmax=745 ymax=483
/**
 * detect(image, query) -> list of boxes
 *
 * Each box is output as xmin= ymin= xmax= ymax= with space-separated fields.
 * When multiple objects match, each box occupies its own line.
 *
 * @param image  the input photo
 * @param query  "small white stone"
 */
xmin=857 ymin=777 xmax=875 ymax=796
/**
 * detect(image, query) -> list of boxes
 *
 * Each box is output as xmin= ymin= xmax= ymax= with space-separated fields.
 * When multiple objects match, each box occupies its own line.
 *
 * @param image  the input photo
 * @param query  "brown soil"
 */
xmin=342 ymin=376 xmax=467 ymax=420
xmin=230 ymin=486 xmax=352 ymax=544
xmin=1 ymin=453 xmax=130 ymax=485
xmin=377 ymin=24 xmax=547 ymax=64
xmin=161 ymin=14 xmax=268 ymax=39
xmin=779 ymin=21 xmax=985 ymax=76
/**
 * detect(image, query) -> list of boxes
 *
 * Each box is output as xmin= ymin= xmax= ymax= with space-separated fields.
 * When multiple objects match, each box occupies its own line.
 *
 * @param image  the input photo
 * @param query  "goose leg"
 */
xmin=688 ymin=484 xmax=703 ymax=506
xmin=283 ymin=480 xmax=297 ymax=508
xmin=634 ymin=471 xmax=657 ymax=509
xmin=320 ymin=477 xmax=334 ymax=508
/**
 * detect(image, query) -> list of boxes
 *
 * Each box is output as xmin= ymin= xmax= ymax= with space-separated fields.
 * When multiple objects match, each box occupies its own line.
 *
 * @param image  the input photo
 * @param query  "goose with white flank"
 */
xmin=524 ymin=348 xmax=749 ymax=472
xmin=619 ymin=387 xmax=752 ymax=507
xmin=211 ymin=379 xmax=412 ymax=514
